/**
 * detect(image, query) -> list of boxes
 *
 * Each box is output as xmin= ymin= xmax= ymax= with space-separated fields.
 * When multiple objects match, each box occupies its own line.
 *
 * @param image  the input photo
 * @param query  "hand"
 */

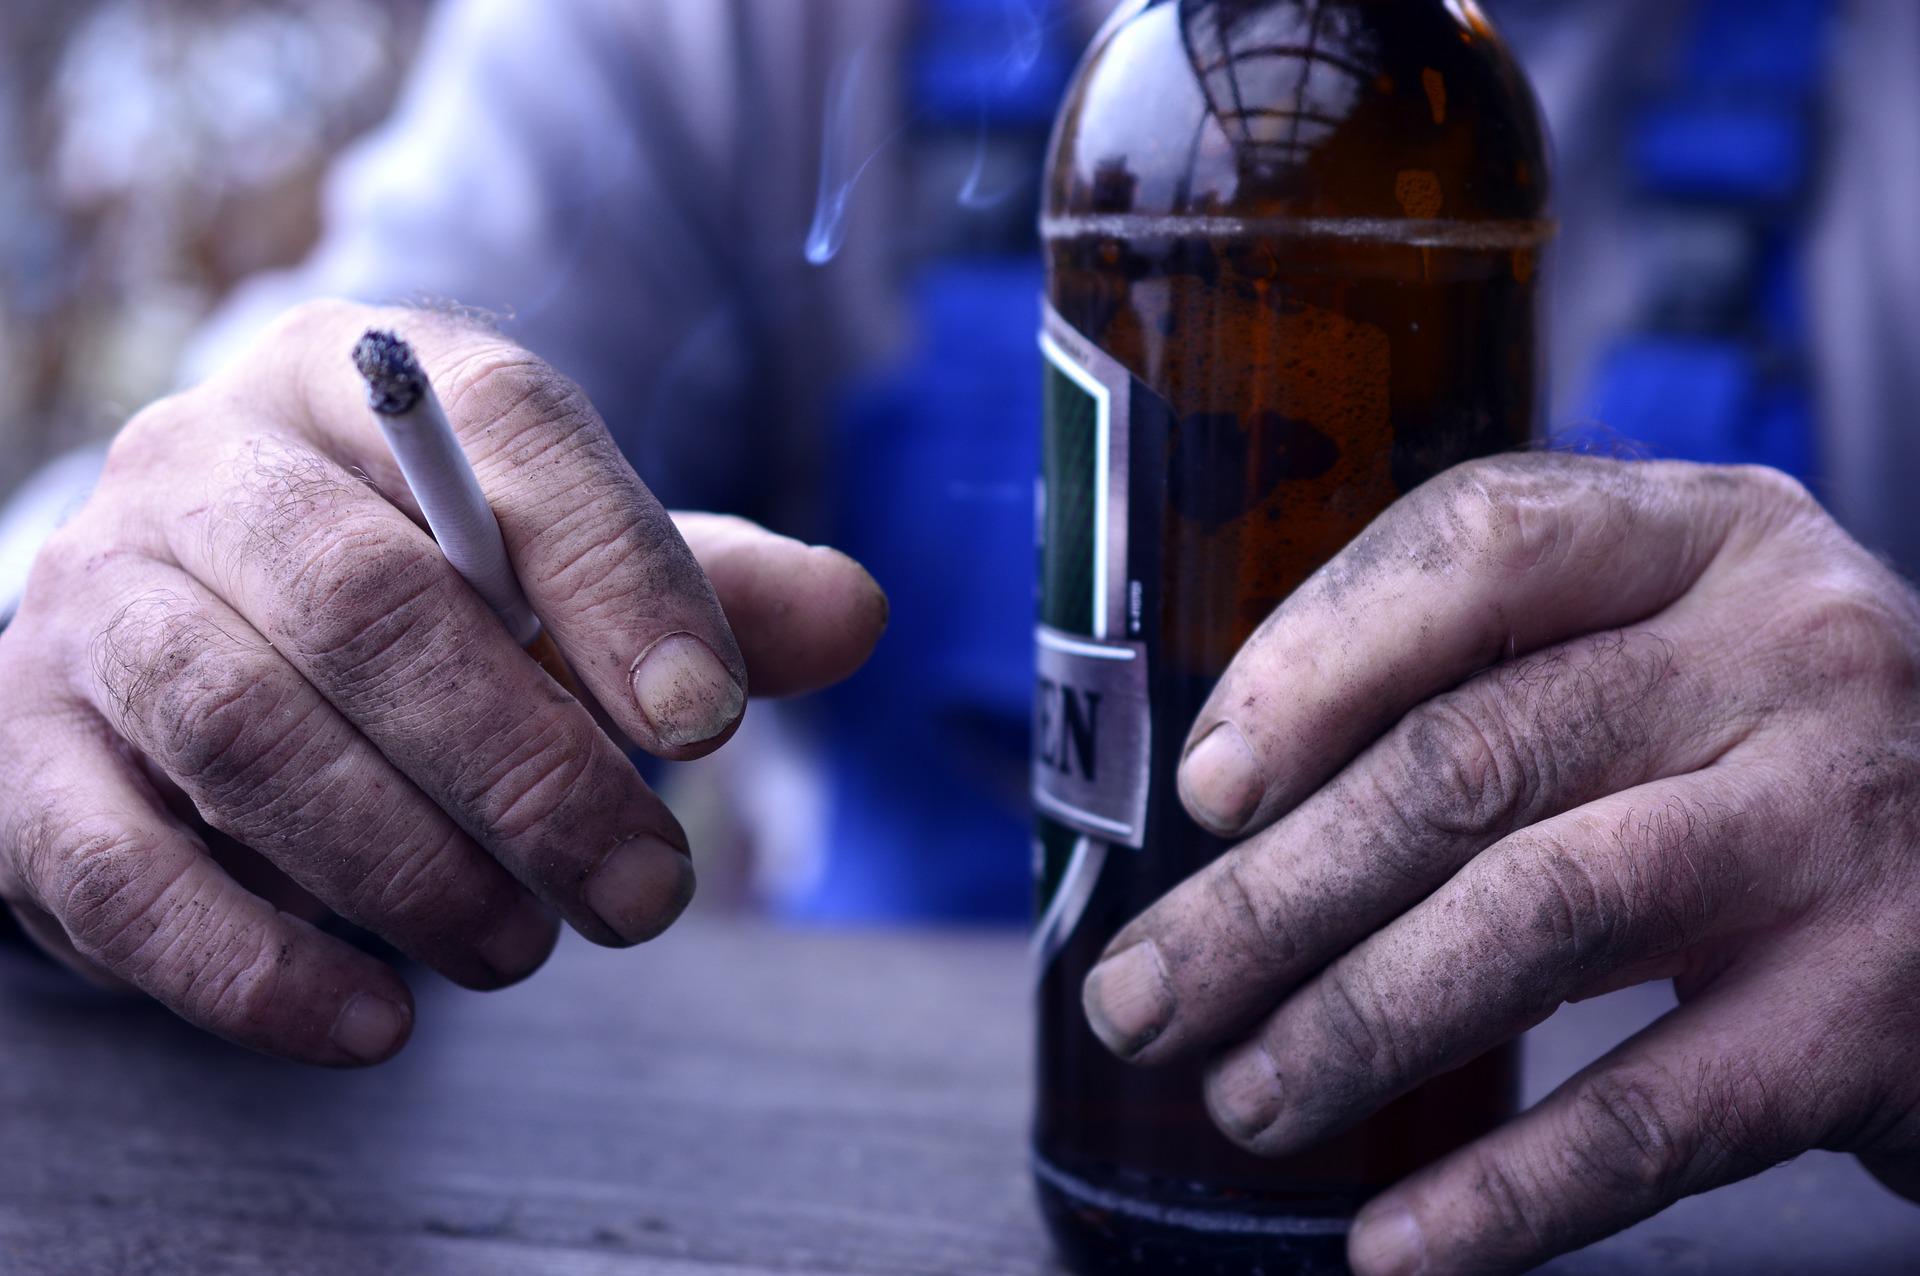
xmin=0 ymin=300 xmax=886 ymax=1067
xmin=1080 ymin=454 xmax=1920 ymax=1273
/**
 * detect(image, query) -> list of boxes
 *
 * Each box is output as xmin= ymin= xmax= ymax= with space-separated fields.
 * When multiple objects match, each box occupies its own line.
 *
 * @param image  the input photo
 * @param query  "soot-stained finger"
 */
xmin=1203 ymin=771 xmax=1781 ymax=1158
xmin=1083 ymin=617 xmax=1758 ymax=1066
xmin=1175 ymin=456 xmax=1802 ymax=840
xmin=68 ymin=554 xmax=556 ymax=988
xmin=1346 ymin=949 xmax=1856 ymax=1276
xmin=153 ymin=433 xmax=696 ymax=947
xmin=0 ymin=710 xmax=414 ymax=1067
xmin=674 ymin=513 xmax=889 ymax=698
xmin=271 ymin=301 xmax=749 ymax=758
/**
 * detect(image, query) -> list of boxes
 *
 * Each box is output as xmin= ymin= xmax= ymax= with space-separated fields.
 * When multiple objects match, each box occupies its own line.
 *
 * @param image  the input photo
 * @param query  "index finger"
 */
xmin=1175 ymin=455 xmax=1799 ymax=837
xmin=257 ymin=301 xmax=748 ymax=759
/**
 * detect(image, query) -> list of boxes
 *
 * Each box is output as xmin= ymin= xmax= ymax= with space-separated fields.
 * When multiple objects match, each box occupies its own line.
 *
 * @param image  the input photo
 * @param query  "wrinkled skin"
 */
xmin=0 ymin=300 xmax=887 ymax=1067
xmin=1082 ymin=454 xmax=1920 ymax=1274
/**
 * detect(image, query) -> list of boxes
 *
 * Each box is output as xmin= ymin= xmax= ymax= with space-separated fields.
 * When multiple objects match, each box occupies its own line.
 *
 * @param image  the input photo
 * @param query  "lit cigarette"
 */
xmin=352 ymin=329 xmax=574 ymax=686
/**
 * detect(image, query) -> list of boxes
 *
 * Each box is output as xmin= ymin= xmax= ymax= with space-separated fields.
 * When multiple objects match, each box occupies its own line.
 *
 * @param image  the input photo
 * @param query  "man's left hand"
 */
xmin=1082 ymin=454 xmax=1920 ymax=1274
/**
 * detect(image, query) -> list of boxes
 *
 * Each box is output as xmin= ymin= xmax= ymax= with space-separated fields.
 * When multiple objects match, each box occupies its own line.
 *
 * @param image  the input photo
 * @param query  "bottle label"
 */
xmin=1035 ymin=306 xmax=1151 ymax=849
xmin=1033 ymin=304 xmax=1163 ymax=963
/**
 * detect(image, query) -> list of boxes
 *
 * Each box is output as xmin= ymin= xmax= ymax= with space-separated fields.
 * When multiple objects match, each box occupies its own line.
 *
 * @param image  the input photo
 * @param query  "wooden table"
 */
xmin=2 ymin=918 xmax=1916 ymax=1274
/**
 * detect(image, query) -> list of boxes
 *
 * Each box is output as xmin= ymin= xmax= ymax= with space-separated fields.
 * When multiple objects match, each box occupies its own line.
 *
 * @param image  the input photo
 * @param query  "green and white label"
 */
xmin=1035 ymin=307 xmax=1150 ymax=849
xmin=1033 ymin=305 xmax=1154 ymax=965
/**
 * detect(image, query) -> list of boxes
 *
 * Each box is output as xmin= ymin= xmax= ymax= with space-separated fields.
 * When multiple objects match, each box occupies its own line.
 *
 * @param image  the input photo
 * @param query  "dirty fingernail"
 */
xmin=478 ymin=895 xmax=557 ymax=982
xmin=1350 ymin=1206 xmax=1425 ymax=1276
xmin=585 ymin=834 xmax=697 ymax=945
xmin=631 ymin=632 xmax=744 ymax=748
xmin=331 ymin=992 xmax=410 ymax=1064
xmin=1082 ymin=940 xmax=1174 ymax=1058
xmin=1207 ymin=1042 xmax=1284 ymax=1144
xmin=1180 ymin=721 xmax=1262 ymax=834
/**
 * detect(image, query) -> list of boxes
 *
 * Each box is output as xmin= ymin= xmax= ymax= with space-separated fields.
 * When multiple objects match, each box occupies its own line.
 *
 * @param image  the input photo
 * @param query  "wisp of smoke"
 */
xmin=958 ymin=104 xmax=1014 ymax=211
xmin=957 ymin=0 xmax=1050 ymax=211
xmin=1001 ymin=0 xmax=1045 ymax=82
xmin=807 ymin=47 xmax=904 ymax=267
xmin=807 ymin=0 xmax=1110 ymax=265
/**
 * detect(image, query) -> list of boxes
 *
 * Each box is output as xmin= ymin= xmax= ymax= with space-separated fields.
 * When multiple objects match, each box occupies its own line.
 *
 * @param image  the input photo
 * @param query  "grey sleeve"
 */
xmin=2 ymin=0 xmax=902 ymax=620
xmin=181 ymin=0 xmax=820 ymax=514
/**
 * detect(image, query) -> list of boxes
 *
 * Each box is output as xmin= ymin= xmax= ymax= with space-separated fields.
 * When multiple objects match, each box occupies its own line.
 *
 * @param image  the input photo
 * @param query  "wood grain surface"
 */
xmin=1 ymin=918 xmax=1915 ymax=1275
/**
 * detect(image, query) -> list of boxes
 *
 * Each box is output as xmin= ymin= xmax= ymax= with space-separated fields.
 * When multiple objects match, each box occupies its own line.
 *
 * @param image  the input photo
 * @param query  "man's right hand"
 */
xmin=0 ymin=300 xmax=888 ymax=1066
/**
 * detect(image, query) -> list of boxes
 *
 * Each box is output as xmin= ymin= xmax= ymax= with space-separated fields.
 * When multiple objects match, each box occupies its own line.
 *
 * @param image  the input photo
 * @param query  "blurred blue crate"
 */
xmin=912 ymin=0 xmax=1076 ymax=126
xmin=1757 ymin=228 xmax=1808 ymax=354
xmin=795 ymin=260 xmax=1045 ymax=924
xmin=1632 ymin=101 xmax=1810 ymax=206
xmin=1685 ymin=0 xmax=1830 ymax=95
xmin=1568 ymin=336 xmax=1812 ymax=480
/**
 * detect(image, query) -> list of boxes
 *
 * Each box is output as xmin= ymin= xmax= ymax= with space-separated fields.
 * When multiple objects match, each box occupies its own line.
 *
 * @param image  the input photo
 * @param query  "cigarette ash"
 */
xmin=352 ymin=328 xmax=426 ymax=415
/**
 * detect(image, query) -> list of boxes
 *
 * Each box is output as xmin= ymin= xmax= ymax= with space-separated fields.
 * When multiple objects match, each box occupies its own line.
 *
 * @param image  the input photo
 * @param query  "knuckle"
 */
xmin=459 ymin=714 xmax=599 ymax=845
xmin=1522 ymin=842 xmax=1613 ymax=947
xmin=1498 ymin=798 xmax=1734 ymax=991
xmin=1492 ymin=630 xmax=1677 ymax=771
xmin=1504 ymin=839 xmax=1624 ymax=978
xmin=165 ymin=654 xmax=309 ymax=796
xmin=1831 ymin=745 xmax=1920 ymax=867
xmin=253 ymin=297 xmax=365 ymax=359
xmin=20 ymin=515 xmax=122 ymax=616
xmin=1311 ymin=962 xmax=1402 ymax=1079
xmin=1384 ymin=694 xmax=1526 ymax=839
xmin=438 ymin=345 xmax=599 ymax=459
xmin=535 ymin=503 xmax=677 ymax=620
xmin=278 ymin=519 xmax=450 ymax=677
xmin=180 ymin=928 xmax=283 ymax=1034
xmin=1721 ymin=462 xmax=1819 ymax=516
xmin=54 ymin=825 xmax=184 ymax=967
xmin=213 ymin=738 xmax=364 ymax=856
xmin=1566 ymin=1068 xmax=1694 ymax=1197
xmin=89 ymin=589 xmax=200 ymax=713
xmin=102 ymin=611 xmax=308 ymax=796
xmin=1693 ymin=1053 xmax=1799 ymax=1167
xmin=354 ymin=828 xmax=482 ymax=935
xmin=28 ymin=522 xmax=97 ymax=589
xmin=1765 ymin=584 xmax=1920 ymax=695
xmin=104 ymin=394 xmax=200 ymax=479
xmin=431 ymin=353 xmax=667 ymax=620
xmin=1467 ymin=1149 xmax=1554 ymax=1252
xmin=1208 ymin=853 xmax=1298 ymax=969
xmin=1622 ymin=797 xmax=1732 ymax=940
xmin=219 ymin=437 xmax=364 ymax=558
xmin=1426 ymin=456 xmax=1567 ymax=577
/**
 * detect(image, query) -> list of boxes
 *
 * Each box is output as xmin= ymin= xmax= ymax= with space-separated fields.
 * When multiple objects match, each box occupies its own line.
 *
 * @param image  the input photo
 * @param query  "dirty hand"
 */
xmin=0 ymin=300 xmax=887 ymax=1067
xmin=1081 ymin=454 xmax=1920 ymax=1273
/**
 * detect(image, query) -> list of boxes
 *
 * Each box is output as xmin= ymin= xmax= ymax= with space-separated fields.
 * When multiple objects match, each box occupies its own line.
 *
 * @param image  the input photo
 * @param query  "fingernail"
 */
xmin=1207 ymin=1042 xmax=1285 ymax=1144
xmin=1082 ymin=940 xmax=1174 ymax=1058
xmin=1351 ymin=1206 xmax=1425 ymax=1276
xmin=585 ymin=834 xmax=697 ymax=944
xmin=478 ymin=895 xmax=556 ymax=982
xmin=631 ymin=632 xmax=744 ymax=748
xmin=331 ymin=993 xmax=409 ymax=1063
xmin=1181 ymin=722 xmax=1262 ymax=834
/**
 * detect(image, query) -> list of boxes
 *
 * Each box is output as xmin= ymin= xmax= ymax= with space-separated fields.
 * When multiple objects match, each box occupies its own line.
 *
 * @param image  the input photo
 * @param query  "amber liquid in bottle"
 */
xmin=1032 ymin=2 xmax=1552 ymax=1272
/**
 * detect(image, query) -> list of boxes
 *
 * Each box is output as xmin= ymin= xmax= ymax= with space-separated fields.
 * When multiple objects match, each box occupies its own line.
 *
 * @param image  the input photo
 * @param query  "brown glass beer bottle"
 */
xmin=1032 ymin=2 xmax=1552 ymax=1271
